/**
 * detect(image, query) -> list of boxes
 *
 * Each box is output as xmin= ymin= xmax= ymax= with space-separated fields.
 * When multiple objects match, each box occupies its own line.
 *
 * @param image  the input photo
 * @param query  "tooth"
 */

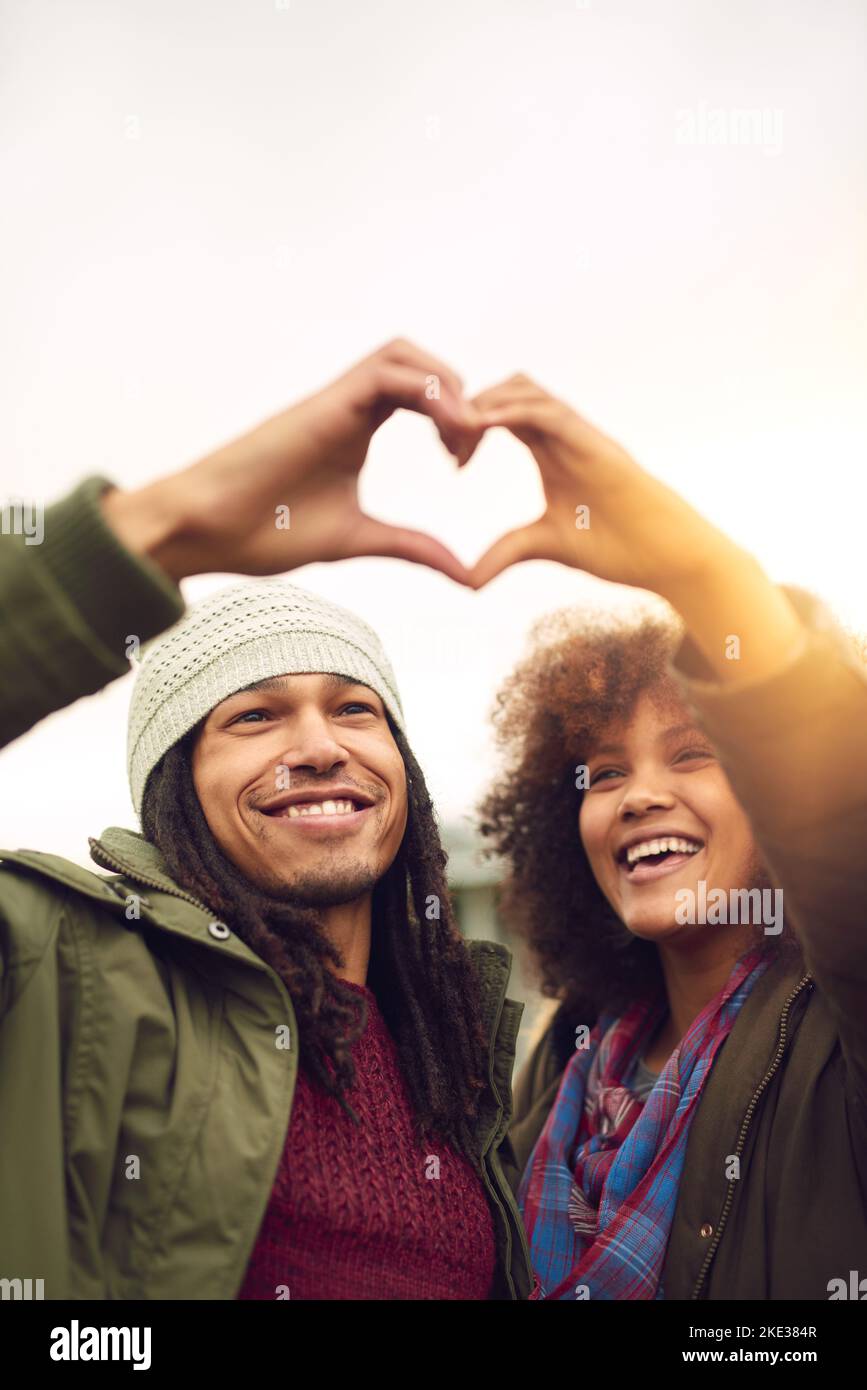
xmin=321 ymin=800 xmax=337 ymax=815
xmin=288 ymin=806 xmax=301 ymax=818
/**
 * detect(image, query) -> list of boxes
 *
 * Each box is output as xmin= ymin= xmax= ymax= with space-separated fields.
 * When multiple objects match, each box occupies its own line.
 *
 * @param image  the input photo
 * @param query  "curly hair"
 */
xmin=477 ymin=604 xmax=805 ymax=1043
xmin=141 ymin=715 xmax=488 ymax=1156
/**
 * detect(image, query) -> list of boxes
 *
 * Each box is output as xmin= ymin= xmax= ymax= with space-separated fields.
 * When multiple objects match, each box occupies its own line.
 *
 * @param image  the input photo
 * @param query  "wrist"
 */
xmin=99 ymin=478 xmax=193 ymax=585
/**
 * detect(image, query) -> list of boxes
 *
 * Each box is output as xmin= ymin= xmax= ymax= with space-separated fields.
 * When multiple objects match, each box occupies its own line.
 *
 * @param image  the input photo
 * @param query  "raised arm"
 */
xmin=0 ymin=339 xmax=483 ymax=751
xmin=470 ymin=375 xmax=867 ymax=1111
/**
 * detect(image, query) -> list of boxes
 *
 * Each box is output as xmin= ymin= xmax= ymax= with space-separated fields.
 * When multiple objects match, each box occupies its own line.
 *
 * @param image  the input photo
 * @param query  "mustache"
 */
xmin=248 ymin=773 xmax=386 ymax=813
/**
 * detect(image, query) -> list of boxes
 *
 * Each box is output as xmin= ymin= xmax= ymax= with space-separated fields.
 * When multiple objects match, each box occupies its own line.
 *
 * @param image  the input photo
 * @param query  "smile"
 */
xmin=259 ymin=795 xmax=376 ymax=833
xmin=280 ymin=798 xmax=358 ymax=818
xmin=617 ymin=836 xmax=705 ymax=885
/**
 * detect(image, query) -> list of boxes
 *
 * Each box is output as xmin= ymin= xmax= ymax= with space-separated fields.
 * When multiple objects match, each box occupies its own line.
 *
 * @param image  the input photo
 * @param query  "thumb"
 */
xmin=350 ymin=514 xmax=473 ymax=587
xmin=468 ymin=519 xmax=552 ymax=589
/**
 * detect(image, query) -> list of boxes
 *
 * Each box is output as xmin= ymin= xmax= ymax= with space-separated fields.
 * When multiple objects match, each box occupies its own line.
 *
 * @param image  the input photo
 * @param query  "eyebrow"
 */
xmin=588 ymin=722 xmax=699 ymax=758
xmin=216 ymin=674 xmax=374 ymax=707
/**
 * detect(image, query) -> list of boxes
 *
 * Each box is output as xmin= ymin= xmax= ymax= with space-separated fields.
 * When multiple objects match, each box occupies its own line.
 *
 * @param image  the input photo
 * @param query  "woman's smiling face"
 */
xmin=579 ymin=689 xmax=764 ymax=943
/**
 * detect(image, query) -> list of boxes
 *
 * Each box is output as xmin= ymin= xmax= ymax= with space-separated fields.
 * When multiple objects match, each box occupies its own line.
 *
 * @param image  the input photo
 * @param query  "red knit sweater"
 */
xmin=237 ymin=980 xmax=497 ymax=1300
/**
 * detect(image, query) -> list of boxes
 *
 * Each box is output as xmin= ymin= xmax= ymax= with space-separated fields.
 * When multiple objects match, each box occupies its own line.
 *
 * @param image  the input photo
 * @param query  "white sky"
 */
xmin=2 ymin=0 xmax=866 ymax=866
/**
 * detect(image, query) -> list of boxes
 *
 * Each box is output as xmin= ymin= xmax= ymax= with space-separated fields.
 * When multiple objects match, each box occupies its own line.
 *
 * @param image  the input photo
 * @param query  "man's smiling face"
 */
xmin=191 ymin=672 xmax=408 ymax=906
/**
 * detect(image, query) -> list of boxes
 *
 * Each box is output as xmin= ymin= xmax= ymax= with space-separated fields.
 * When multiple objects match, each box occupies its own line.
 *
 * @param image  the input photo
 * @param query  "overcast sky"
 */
xmin=2 ymin=0 xmax=866 ymax=866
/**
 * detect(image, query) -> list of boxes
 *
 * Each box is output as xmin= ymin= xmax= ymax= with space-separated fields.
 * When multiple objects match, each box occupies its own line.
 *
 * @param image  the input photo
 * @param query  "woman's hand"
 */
xmin=469 ymin=374 xmax=728 ymax=595
xmin=101 ymin=339 xmax=484 ymax=586
xmin=469 ymin=374 xmax=806 ymax=683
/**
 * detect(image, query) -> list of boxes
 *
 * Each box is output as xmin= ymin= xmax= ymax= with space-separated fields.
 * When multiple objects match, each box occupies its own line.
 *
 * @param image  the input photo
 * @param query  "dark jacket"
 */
xmin=0 ymin=476 xmax=535 ymax=1300
xmin=502 ymin=587 xmax=867 ymax=1299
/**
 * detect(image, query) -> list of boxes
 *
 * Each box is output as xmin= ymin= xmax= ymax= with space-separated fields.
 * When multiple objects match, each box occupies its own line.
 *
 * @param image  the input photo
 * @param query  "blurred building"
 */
xmin=440 ymin=818 xmax=555 ymax=1075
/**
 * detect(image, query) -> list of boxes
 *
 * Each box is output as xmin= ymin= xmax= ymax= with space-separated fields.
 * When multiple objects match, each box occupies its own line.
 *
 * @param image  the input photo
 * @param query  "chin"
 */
xmin=622 ymin=911 xmax=702 ymax=943
xmin=267 ymin=864 xmax=381 ymax=908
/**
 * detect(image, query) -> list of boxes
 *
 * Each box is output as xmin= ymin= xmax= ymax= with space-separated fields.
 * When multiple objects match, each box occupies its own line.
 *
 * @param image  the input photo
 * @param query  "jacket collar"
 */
xmin=90 ymin=825 xmax=208 ymax=904
xmin=88 ymin=826 xmax=522 ymax=1118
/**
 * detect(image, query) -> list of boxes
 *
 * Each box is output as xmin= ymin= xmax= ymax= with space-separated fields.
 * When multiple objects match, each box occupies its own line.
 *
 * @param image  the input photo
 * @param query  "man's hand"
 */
xmin=101 ymin=339 xmax=484 ymax=586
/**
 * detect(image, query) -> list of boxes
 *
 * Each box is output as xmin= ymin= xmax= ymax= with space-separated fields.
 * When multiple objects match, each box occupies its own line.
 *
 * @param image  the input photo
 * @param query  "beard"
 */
xmin=254 ymin=850 xmax=382 ymax=909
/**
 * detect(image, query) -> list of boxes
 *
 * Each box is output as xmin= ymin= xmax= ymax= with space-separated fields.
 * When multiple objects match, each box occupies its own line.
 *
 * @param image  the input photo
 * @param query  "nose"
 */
xmin=617 ymin=781 xmax=676 ymax=821
xmin=277 ymin=708 xmax=350 ymax=778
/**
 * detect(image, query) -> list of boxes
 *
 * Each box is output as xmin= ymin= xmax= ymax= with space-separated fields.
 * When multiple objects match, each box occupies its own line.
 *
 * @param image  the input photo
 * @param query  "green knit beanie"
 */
xmin=127 ymin=579 xmax=405 ymax=818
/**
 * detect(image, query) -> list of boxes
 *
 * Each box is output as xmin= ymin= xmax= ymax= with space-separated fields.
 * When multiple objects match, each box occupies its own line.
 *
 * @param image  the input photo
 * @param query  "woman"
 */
xmin=469 ymin=376 xmax=867 ymax=1300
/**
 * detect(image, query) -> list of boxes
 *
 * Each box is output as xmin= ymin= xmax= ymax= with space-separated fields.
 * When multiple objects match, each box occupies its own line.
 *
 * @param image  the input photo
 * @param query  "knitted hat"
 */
xmin=127 ymin=579 xmax=405 ymax=818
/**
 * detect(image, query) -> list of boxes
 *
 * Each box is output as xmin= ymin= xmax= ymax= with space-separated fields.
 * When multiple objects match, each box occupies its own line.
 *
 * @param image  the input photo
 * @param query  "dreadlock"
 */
xmin=140 ymin=716 xmax=488 ymax=1155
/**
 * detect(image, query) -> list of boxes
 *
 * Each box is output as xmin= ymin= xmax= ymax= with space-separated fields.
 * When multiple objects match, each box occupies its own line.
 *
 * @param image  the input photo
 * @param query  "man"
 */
xmin=0 ymin=340 xmax=534 ymax=1300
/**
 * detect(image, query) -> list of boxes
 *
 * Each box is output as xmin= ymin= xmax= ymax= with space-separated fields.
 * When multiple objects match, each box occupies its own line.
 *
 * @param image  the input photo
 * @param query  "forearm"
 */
xmin=659 ymin=536 xmax=808 ymax=686
xmin=0 ymin=476 xmax=184 ymax=750
xmin=670 ymin=586 xmax=867 ymax=1099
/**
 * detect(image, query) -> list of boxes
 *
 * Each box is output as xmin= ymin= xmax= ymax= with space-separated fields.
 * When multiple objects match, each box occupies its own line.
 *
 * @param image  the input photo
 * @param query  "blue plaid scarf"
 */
xmin=517 ymin=947 xmax=771 ymax=1300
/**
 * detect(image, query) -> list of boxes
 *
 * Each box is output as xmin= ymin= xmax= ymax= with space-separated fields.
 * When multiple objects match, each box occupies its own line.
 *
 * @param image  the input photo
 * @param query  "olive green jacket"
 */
xmin=502 ymin=587 xmax=867 ymax=1299
xmin=0 ymin=477 xmax=534 ymax=1300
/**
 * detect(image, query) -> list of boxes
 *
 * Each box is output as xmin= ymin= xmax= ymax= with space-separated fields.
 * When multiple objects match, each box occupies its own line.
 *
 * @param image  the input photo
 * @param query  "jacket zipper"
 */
xmin=689 ymin=972 xmax=813 ymax=1300
xmin=88 ymin=838 xmax=212 ymax=915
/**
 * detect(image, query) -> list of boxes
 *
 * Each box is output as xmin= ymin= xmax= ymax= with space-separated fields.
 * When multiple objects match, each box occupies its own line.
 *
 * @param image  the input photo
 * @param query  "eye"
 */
xmin=337 ymin=701 xmax=378 ymax=716
xmin=229 ymin=708 xmax=272 ymax=725
xmin=589 ymin=767 xmax=623 ymax=786
xmin=675 ymin=746 xmax=714 ymax=764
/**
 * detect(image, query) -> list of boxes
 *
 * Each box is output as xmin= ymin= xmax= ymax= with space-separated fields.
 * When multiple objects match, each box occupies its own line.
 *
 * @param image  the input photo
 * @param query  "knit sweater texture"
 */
xmin=237 ymin=980 xmax=497 ymax=1300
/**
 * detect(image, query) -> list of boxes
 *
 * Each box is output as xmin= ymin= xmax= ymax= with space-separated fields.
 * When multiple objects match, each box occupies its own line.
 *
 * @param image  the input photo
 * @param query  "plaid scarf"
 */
xmin=517 ymin=947 xmax=771 ymax=1300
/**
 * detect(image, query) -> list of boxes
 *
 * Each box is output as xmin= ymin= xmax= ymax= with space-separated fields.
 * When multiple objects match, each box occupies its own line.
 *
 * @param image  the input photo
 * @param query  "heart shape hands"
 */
xmin=104 ymin=338 xmax=722 ymax=602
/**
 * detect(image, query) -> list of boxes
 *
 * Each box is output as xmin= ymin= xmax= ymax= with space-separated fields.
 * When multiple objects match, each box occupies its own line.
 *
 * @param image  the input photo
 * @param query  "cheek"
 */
xmin=717 ymin=805 xmax=760 ymax=871
xmin=389 ymin=766 xmax=409 ymax=835
xmin=362 ymin=738 xmax=407 ymax=817
xmin=191 ymin=742 xmax=244 ymax=833
xmin=689 ymin=776 xmax=759 ymax=875
xmin=578 ymin=800 xmax=611 ymax=880
xmin=693 ymin=775 xmax=750 ymax=844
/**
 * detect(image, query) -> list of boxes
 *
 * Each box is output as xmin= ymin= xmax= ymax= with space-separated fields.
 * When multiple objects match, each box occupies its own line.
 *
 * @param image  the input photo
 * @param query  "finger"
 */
xmin=352 ymin=515 xmax=473 ymax=587
xmin=364 ymin=362 xmax=484 ymax=461
xmin=476 ymin=399 xmax=565 ymax=436
xmin=471 ymin=374 xmax=547 ymax=415
xmin=379 ymin=337 xmax=466 ymax=406
xmin=452 ymin=410 xmax=486 ymax=468
xmin=375 ymin=345 xmax=487 ymax=457
xmin=468 ymin=520 xmax=552 ymax=589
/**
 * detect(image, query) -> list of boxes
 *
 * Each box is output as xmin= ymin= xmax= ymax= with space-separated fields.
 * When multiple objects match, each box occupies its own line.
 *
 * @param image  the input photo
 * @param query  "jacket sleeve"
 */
xmin=669 ymin=584 xmax=867 ymax=1115
xmin=0 ymin=475 xmax=185 ymax=749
